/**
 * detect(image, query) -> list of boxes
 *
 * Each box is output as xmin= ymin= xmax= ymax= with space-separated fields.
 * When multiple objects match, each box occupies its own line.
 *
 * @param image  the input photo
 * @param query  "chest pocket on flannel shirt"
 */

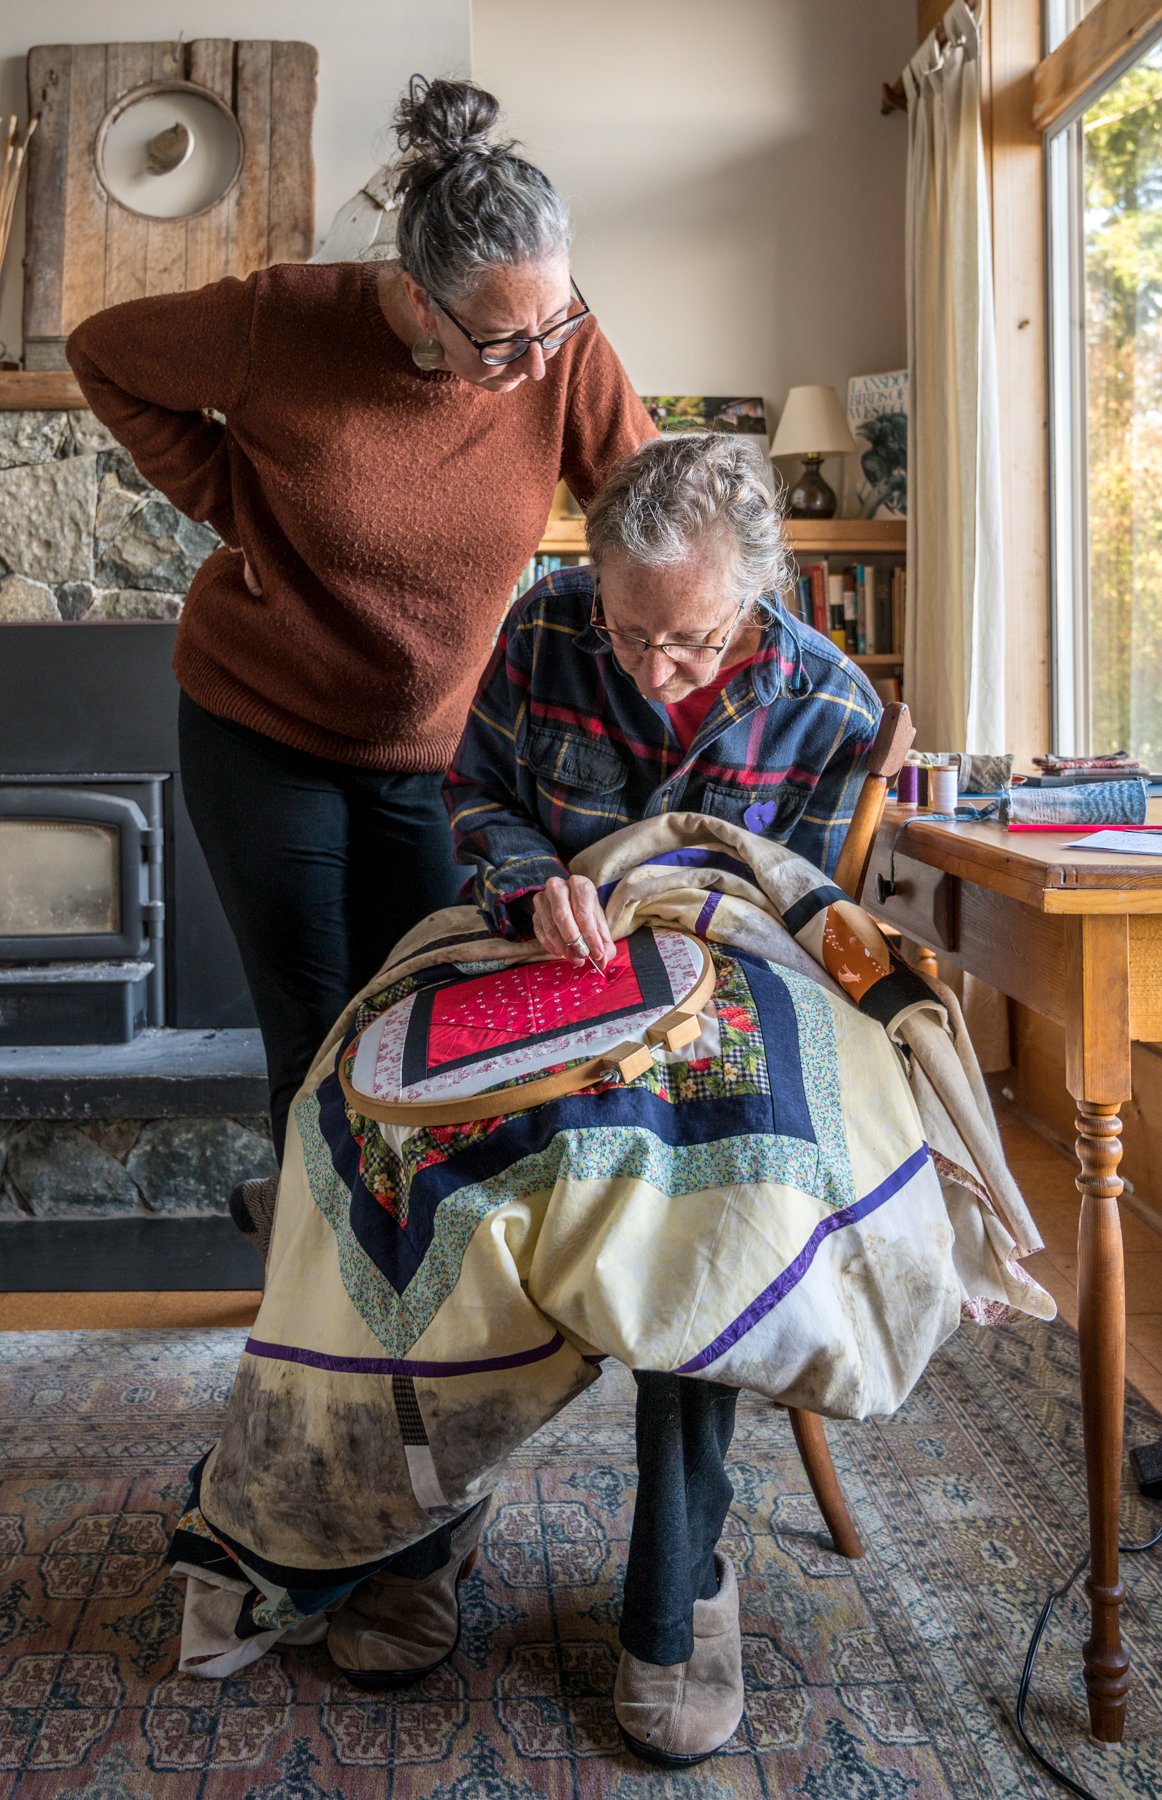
xmin=698 ymin=777 xmax=808 ymax=839
xmin=524 ymin=726 xmax=629 ymax=846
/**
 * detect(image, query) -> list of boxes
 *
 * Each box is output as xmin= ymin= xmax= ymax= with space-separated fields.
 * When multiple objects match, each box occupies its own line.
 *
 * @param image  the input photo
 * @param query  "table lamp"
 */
xmin=770 ymin=385 xmax=858 ymax=519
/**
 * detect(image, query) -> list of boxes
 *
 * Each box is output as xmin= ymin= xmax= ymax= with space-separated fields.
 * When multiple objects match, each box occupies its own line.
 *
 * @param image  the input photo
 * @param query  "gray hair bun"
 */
xmin=391 ymin=75 xmax=571 ymax=303
xmin=393 ymin=75 xmax=508 ymax=196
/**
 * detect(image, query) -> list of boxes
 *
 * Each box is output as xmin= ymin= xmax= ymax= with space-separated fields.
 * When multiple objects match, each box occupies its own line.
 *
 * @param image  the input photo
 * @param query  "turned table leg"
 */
xmin=1075 ymin=1101 xmax=1130 ymax=1741
xmin=1064 ymin=914 xmax=1133 ymax=1743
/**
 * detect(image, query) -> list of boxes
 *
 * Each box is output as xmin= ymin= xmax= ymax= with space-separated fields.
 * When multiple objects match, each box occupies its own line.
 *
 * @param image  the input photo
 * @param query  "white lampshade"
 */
xmin=770 ymin=385 xmax=858 ymax=459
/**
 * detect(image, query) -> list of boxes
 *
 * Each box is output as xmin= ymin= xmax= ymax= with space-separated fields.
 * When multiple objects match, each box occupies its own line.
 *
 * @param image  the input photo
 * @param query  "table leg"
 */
xmin=1064 ymin=914 xmax=1133 ymax=1743
xmin=1075 ymin=1100 xmax=1129 ymax=1742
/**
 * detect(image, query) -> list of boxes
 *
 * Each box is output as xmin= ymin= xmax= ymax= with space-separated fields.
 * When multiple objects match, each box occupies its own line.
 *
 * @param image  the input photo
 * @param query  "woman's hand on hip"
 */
xmin=532 ymin=876 xmax=616 ymax=969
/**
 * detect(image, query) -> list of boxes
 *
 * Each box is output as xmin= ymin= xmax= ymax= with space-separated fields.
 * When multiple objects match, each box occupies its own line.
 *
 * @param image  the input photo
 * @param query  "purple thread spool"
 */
xmin=896 ymin=764 xmax=919 ymax=806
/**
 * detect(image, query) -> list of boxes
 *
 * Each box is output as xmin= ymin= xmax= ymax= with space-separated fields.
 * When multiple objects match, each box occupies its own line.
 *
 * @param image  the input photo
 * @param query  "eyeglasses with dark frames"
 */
xmin=431 ymin=280 xmax=591 ymax=367
xmin=589 ymin=579 xmax=748 ymax=665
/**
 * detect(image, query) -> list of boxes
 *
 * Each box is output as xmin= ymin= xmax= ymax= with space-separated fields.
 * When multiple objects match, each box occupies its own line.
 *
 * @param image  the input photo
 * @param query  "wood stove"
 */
xmin=0 ymin=774 xmax=167 ymax=1044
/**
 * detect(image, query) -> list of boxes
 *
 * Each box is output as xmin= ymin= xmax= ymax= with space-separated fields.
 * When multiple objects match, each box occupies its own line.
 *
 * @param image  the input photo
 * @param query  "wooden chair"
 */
xmin=784 ymin=701 xmax=916 ymax=1559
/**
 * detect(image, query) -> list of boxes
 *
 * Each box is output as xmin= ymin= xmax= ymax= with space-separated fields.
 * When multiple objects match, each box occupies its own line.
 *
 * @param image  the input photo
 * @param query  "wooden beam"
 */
xmin=1033 ymin=0 xmax=1162 ymax=133
xmin=983 ymin=0 xmax=1051 ymax=768
xmin=0 ymin=370 xmax=86 ymax=408
xmin=918 ymin=0 xmax=947 ymax=39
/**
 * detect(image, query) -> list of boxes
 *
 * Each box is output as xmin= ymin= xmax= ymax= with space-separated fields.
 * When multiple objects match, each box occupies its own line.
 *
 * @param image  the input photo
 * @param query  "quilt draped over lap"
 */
xmin=169 ymin=814 xmax=1053 ymax=1675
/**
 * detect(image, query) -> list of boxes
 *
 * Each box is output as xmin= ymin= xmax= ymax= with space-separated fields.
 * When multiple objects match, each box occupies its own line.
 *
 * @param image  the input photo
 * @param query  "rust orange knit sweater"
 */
xmin=67 ymin=262 xmax=653 ymax=769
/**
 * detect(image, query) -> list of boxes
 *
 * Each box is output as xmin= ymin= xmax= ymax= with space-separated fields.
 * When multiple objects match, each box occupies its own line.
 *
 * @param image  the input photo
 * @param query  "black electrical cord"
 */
xmin=1013 ymin=1517 xmax=1162 ymax=1796
xmin=874 ymin=806 xmax=998 ymax=904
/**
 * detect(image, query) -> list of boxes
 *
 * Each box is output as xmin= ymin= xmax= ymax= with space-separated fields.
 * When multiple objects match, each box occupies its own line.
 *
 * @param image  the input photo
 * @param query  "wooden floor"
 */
xmin=2 ymin=1106 xmax=1161 ymax=1412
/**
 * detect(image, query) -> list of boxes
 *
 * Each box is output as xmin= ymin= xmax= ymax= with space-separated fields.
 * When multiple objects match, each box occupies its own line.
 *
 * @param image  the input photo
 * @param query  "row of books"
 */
xmin=794 ymin=559 xmax=906 ymax=658
xmin=513 ymin=552 xmax=590 ymax=600
xmin=868 ymin=672 xmax=903 ymax=706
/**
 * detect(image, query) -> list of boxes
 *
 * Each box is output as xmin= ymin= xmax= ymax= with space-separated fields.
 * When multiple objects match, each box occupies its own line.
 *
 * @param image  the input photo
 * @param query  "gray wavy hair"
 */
xmin=390 ymin=76 xmax=571 ymax=302
xmin=585 ymin=434 xmax=794 ymax=617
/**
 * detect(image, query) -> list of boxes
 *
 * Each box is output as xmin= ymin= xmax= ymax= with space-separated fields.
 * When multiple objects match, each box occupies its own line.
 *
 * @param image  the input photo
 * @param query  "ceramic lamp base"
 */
xmin=788 ymin=457 xmax=838 ymax=519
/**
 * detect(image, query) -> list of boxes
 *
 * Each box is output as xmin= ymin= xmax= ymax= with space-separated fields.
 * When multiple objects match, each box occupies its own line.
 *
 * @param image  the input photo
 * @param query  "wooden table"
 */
xmin=863 ymin=800 xmax=1162 ymax=1744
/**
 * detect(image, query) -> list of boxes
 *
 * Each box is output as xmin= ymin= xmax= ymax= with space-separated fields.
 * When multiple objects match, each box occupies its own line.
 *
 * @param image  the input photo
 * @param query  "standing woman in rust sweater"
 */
xmin=68 ymin=77 xmax=653 ymax=1229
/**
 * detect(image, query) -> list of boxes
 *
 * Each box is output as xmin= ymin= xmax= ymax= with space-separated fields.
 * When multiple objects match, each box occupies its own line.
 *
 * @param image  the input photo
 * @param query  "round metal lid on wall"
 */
xmin=95 ymin=81 xmax=244 ymax=221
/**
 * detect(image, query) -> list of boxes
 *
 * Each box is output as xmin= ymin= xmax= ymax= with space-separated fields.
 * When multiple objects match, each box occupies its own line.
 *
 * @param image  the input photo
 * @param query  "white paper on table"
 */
xmin=1063 ymin=829 xmax=1162 ymax=855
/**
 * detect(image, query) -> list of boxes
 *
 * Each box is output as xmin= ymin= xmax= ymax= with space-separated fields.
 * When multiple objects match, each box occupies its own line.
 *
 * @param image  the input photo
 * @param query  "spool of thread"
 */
xmin=928 ymin=764 xmax=958 ymax=813
xmin=896 ymin=763 xmax=919 ymax=806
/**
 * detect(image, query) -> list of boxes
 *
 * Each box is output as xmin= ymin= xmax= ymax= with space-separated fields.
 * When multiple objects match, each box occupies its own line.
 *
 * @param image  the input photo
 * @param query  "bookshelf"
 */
xmin=535 ymin=516 xmax=906 ymax=558
xmin=533 ymin=514 xmax=908 ymax=690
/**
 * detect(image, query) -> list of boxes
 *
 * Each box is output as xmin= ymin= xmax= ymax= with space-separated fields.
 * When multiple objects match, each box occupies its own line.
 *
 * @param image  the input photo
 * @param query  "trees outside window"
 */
xmin=1050 ymin=35 xmax=1162 ymax=762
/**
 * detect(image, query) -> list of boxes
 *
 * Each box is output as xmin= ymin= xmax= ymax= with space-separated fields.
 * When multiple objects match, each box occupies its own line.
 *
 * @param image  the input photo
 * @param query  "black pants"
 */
xmin=383 ymin=1372 xmax=738 ymax=1667
xmin=179 ymin=695 xmax=466 ymax=1160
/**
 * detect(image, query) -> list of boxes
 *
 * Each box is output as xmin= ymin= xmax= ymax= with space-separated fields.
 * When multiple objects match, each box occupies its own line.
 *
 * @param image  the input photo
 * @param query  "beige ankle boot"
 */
xmin=615 ymin=1552 xmax=744 ymax=1766
xmin=327 ymin=1501 xmax=488 ymax=1689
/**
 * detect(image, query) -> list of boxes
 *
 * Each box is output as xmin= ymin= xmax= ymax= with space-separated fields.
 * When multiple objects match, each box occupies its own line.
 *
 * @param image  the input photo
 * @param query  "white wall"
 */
xmin=0 ymin=0 xmax=472 ymax=356
xmin=473 ymin=0 xmax=917 ymax=503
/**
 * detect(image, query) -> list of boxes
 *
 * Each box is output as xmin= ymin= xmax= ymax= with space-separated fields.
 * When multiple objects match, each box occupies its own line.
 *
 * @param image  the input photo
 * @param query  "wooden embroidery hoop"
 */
xmin=338 ymin=928 xmax=718 ymax=1126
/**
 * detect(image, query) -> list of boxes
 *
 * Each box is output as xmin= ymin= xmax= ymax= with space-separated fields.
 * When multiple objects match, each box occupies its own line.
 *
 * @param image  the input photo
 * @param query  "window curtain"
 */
xmin=904 ymin=3 xmax=1010 ymax=1073
xmin=903 ymin=0 xmax=1005 ymax=754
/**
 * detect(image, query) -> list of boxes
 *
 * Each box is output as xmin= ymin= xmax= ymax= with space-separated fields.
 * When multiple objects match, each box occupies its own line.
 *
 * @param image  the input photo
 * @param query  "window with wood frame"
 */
xmin=1042 ymin=1 xmax=1162 ymax=760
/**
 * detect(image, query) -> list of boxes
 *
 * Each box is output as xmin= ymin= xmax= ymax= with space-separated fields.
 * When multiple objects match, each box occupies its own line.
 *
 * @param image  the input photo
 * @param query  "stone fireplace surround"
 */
xmin=0 ymin=403 xmax=276 ymax=1285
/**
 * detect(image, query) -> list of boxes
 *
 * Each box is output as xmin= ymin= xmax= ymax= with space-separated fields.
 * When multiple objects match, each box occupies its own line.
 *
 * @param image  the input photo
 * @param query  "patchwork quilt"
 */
xmin=170 ymin=814 xmax=1053 ymax=1675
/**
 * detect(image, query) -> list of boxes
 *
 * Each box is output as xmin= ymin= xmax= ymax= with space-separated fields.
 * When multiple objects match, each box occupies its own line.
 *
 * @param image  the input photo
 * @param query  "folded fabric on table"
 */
xmin=1004 ymin=779 xmax=1148 ymax=824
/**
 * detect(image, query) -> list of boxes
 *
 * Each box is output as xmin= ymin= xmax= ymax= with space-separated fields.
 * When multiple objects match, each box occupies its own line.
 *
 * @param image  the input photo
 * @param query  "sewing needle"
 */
xmin=575 ymin=946 xmax=610 ymax=982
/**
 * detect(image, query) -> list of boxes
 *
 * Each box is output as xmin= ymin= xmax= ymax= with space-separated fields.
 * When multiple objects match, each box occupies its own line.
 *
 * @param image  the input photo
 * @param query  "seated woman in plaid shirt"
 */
xmin=441 ymin=433 xmax=882 ymax=1769
xmin=447 ymin=431 xmax=881 ymax=972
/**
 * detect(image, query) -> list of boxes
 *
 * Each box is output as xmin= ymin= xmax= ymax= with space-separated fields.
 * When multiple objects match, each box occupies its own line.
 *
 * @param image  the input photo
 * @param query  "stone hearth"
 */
xmin=1 ymin=404 xmax=270 ymax=1273
xmin=0 ymin=407 xmax=217 ymax=619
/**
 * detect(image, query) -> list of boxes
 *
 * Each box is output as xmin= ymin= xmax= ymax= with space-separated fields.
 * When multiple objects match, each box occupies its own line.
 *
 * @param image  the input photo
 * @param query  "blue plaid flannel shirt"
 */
xmin=445 ymin=564 xmax=882 ymax=934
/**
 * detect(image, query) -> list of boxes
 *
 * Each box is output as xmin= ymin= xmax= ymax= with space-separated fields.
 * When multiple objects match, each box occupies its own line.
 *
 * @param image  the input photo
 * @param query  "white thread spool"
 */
xmin=929 ymin=764 xmax=958 ymax=813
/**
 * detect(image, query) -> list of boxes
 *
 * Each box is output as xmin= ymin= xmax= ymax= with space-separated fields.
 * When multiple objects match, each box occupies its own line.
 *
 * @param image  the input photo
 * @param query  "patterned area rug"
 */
xmin=1 ymin=1321 xmax=1161 ymax=1798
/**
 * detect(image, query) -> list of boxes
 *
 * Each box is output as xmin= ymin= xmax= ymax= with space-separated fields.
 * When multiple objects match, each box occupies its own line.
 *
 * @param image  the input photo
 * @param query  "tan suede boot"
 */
xmin=614 ymin=1552 xmax=744 ymax=1766
xmin=327 ymin=1502 xmax=488 ymax=1689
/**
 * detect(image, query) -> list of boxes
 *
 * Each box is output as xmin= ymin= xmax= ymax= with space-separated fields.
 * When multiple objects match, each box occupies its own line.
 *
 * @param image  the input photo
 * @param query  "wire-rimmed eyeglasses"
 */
xmin=589 ymin=579 xmax=747 ymax=665
xmin=432 ymin=280 xmax=591 ymax=366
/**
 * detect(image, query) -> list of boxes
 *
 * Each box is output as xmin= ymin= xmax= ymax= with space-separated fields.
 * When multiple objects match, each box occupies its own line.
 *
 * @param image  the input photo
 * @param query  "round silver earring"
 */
xmin=411 ymin=334 xmax=444 ymax=371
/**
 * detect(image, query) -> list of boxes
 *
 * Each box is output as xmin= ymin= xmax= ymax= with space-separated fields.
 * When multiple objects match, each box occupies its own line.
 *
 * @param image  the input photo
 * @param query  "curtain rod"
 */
xmin=882 ymin=0 xmax=979 ymax=115
xmin=881 ymin=21 xmax=948 ymax=114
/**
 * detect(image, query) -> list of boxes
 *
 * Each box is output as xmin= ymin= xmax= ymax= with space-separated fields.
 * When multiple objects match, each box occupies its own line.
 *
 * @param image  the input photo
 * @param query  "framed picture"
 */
xmin=640 ymin=396 xmax=770 ymax=480
xmin=844 ymin=371 xmax=908 ymax=519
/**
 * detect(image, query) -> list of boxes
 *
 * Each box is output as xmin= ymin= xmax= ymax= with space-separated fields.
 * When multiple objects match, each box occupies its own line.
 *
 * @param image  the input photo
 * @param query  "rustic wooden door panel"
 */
xmin=268 ymin=41 xmax=318 ymax=265
xmin=59 ymin=45 xmax=110 ymax=332
xmin=143 ymin=42 xmax=189 ymax=301
xmin=24 ymin=46 xmax=72 ymax=341
xmin=102 ymin=42 xmax=154 ymax=306
xmin=185 ymin=40 xmax=236 ymax=291
xmin=23 ymin=37 xmax=317 ymax=347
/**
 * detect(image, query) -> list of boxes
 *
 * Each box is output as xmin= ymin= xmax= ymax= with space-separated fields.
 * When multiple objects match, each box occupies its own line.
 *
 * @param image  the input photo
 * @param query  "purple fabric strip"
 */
xmin=597 ymin=847 xmax=755 ymax=904
xmin=244 ymin=1332 xmax=566 ymax=1380
xmin=694 ymin=891 xmax=722 ymax=938
xmin=676 ymin=1143 xmax=933 ymax=1372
